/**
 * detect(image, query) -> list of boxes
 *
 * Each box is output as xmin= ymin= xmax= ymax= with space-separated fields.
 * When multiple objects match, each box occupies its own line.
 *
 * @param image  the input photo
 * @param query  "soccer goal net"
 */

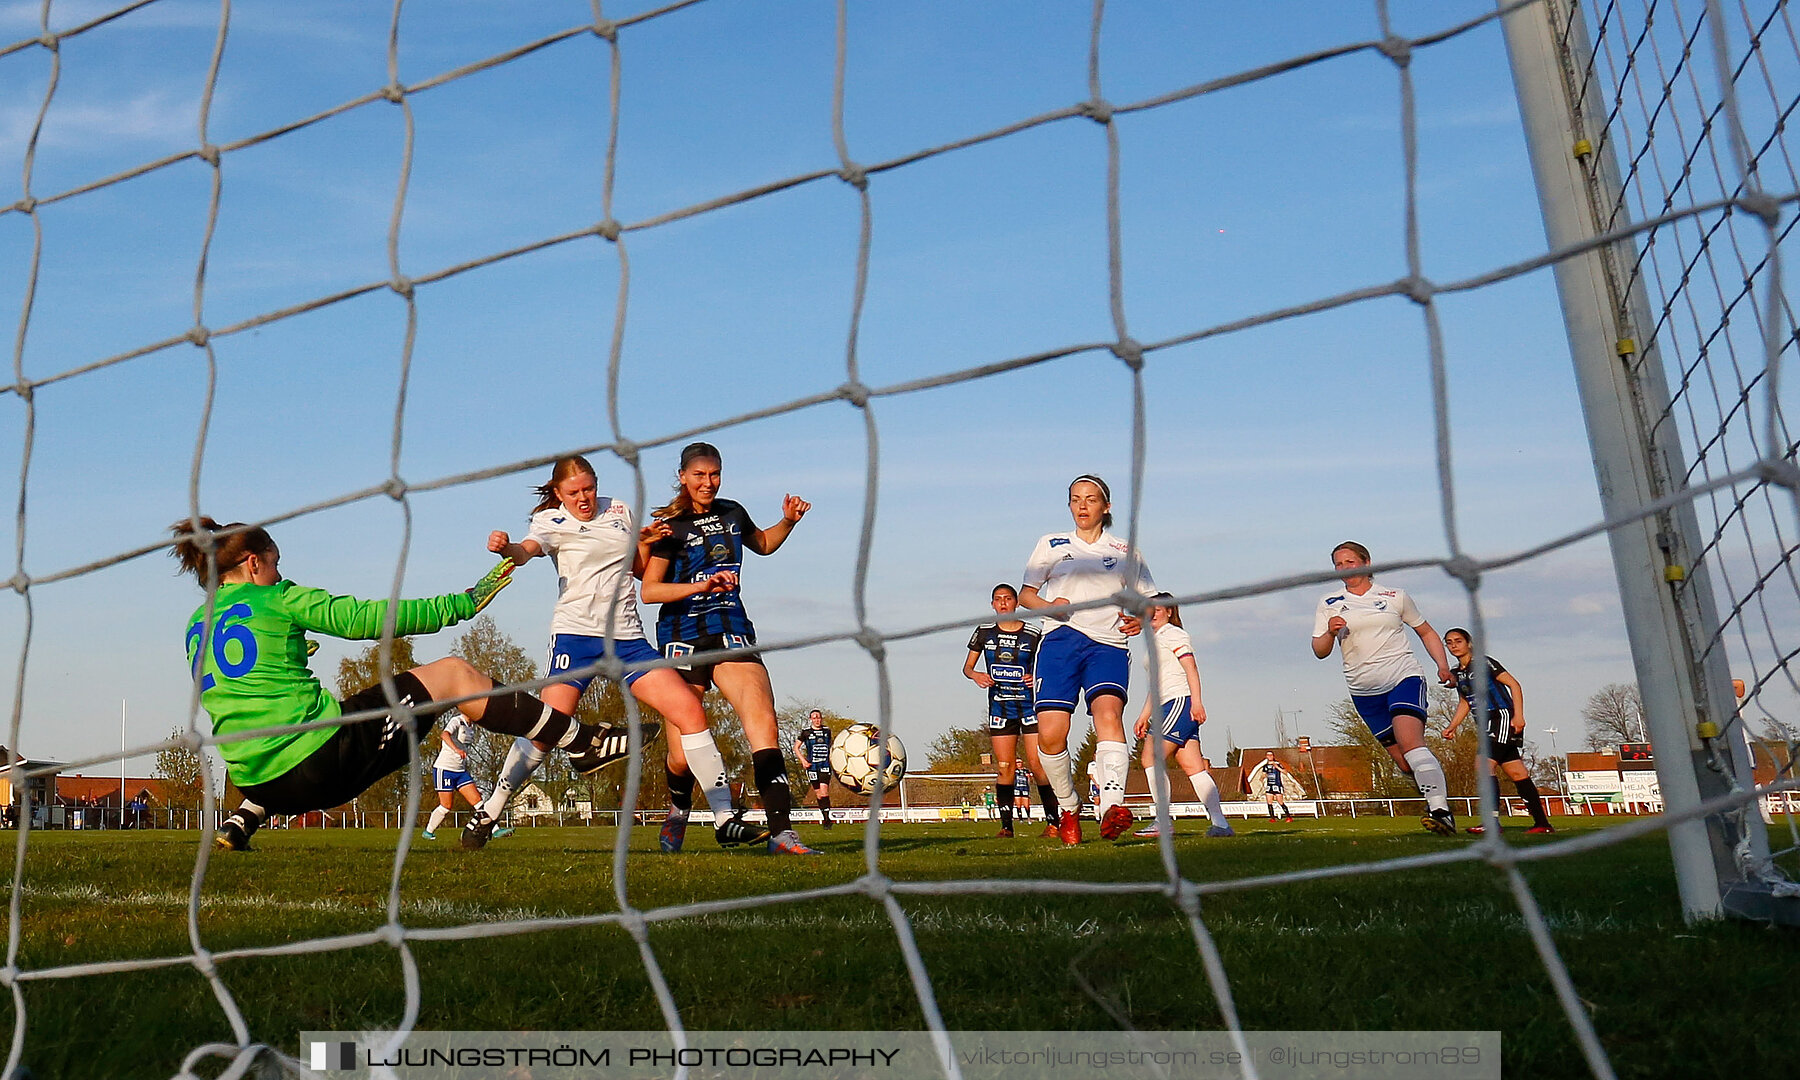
xmin=1 ymin=1 xmax=1795 ymax=1078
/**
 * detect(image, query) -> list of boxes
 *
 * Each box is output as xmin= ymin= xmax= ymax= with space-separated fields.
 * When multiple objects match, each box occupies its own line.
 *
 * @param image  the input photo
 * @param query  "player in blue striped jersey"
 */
xmin=963 ymin=583 xmax=1058 ymax=837
xmin=793 ymin=709 xmax=837 ymax=828
xmin=643 ymin=442 xmax=818 ymax=856
xmin=1442 ymin=628 xmax=1553 ymax=834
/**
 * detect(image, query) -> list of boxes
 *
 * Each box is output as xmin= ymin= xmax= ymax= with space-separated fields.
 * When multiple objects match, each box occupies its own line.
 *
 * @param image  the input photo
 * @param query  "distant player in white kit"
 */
xmin=1131 ymin=596 xmax=1231 ymax=838
xmin=422 ymin=709 xmax=501 ymax=841
xmin=1019 ymin=475 xmax=1154 ymax=845
xmin=1311 ymin=540 xmax=1458 ymax=835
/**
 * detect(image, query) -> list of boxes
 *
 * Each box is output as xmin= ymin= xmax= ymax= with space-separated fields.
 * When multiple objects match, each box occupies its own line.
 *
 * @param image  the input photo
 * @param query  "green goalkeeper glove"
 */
xmin=467 ymin=558 xmax=516 ymax=614
xmin=305 ymin=639 xmax=319 ymax=657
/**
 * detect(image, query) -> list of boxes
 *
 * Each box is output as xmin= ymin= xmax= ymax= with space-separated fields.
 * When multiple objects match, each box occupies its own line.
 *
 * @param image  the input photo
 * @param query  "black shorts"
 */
xmin=806 ymin=765 xmax=832 ymax=785
xmin=662 ymin=633 xmax=763 ymax=689
xmin=1481 ymin=711 xmax=1523 ymax=764
xmin=239 ymin=672 xmax=435 ymax=814
xmin=986 ymin=713 xmax=1040 ymax=737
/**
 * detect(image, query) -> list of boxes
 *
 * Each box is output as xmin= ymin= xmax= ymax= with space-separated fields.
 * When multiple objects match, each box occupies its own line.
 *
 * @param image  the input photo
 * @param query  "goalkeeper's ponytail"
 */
xmin=168 ymin=517 xmax=276 ymax=582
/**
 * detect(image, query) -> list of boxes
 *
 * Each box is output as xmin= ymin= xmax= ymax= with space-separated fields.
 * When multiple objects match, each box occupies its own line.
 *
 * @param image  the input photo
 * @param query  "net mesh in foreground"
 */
xmin=0 ymin=2 xmax=1795 ymax=1079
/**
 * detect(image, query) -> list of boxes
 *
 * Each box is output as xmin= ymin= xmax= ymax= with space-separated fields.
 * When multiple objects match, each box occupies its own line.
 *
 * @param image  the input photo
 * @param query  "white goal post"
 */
xmin=1502 ymin=0 xmax=1795 ymax=923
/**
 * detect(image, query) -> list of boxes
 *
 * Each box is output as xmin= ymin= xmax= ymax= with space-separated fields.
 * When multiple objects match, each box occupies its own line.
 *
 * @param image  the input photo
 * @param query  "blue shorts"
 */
xmin=1034 ymin=627 xmax=1129 ymax=714
xmin=1154 ymin=697 xmax=1198 ymax=747
xmin=433 ymin=767 xmax=475 ymax=793
xmin=1351 ymin=675 xmax=1428 ymax=746
xmin=549 ymin=634 xmax=660 ymax=694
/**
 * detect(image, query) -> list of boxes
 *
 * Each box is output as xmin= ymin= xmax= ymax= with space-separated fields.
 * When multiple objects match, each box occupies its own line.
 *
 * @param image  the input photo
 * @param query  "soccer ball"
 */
xmin=829 ymin=722 xmax=906 ymax=795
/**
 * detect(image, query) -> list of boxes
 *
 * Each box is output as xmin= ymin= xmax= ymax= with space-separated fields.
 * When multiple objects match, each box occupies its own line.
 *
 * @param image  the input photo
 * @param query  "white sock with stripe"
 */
xmin=425 ymin=804 xmax=451 ymax=833
xmin=1403 ymin=745 xmax=1450 ymax=814
xmin=1190 ymin=770 xmax=1227 ymax=828
xmin=1041 ymin=749 xmax=1078 ymax=814
xmin=481 ymin=738 xmax=547 ymax=822
xmin=1096 ymin=740 xmax=1129 ymax=813
xmin=680 ymin=729 xmax=735 ymax=817
xmin=1148 ymin=763 xmax=1170 ymax=811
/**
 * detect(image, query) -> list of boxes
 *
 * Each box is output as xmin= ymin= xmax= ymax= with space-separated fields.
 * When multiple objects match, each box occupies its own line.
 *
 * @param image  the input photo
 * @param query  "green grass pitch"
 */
xmin=8 ymin=816 xmax=1796 ymax=1078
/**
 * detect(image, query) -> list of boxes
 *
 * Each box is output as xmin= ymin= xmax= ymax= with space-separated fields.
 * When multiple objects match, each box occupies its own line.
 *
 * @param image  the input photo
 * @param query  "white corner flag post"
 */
xmin=1501 ymin=0 xmax=1770 ymax=922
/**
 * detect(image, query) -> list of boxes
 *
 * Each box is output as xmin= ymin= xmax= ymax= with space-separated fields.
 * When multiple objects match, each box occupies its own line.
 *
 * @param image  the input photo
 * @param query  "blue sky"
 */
xmin=0 ymin=0 xmax=1690 ymax=773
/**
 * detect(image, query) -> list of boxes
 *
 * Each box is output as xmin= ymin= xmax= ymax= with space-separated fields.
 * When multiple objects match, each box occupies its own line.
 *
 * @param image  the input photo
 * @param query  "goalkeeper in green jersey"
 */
xmin=173 ymin=516 xmax=640 ymax=851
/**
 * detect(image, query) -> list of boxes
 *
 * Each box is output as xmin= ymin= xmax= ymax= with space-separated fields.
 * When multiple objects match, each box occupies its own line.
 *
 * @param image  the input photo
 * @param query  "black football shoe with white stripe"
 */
xmin=569 ymin=721 xmax=662 ymax=775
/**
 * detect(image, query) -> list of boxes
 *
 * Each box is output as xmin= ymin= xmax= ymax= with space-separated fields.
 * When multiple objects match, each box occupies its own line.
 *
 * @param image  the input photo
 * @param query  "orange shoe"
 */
xmin=1040 ymin=823 xmax=1061 ymax=839
xmin=1100 ymin=804 xmax=1134 ymax=841
xmin=1058 ymin=813 xmax=1083 ymax=846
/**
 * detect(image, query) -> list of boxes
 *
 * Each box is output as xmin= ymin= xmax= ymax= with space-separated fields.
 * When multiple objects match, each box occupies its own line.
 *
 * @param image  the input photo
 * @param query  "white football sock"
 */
xmin=425 ymin=804 xmax=450 ymax=833
xmin=1147 ymin=760 xmax=1171 ymax=812
xmin=1096 ymin=740 xmax=1129 ymax=813
xmin=1403 ymin=745 xmax=1449 ymax=814
xmin=481 ymin=738 xmax=547 ymax=821
xmin=680 ymin=729 xmax=735 ymax=817
xmin=1190 ymin=770 xmax=1227 ymax=828
xmin=1041 ymin=749 xmax=1077 ymax=814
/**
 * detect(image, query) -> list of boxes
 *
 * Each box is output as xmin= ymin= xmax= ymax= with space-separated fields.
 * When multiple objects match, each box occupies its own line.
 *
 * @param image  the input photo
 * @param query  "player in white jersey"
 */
xmin=469 ymin=456 xmax=762 ymax=853
xmin=1131 ymin=597 xmax=1231 ymax=839
xmin=1019 ymin=475 xmax=1154 ymax=845
xmin=422 ymin=710 xmax=497 ymax=840
xmin=1310 ymin=540 xmax=1458 ymax=836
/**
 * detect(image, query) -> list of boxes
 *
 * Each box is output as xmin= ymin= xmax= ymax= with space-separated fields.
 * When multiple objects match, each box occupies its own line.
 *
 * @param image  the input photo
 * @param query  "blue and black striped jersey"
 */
xmin=798 ymin=725 xmax=833 ymax=768
xmin=651 ymin=499 xmax=760 ymax=643
xmin=966 ymin=622 xmax=1041 ymax=708
xmin=1454 ymin=655 xmax=1514 ymax=715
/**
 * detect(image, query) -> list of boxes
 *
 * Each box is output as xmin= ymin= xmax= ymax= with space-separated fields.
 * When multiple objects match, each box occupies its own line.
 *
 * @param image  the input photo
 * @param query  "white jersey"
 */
xmin=1022 ymin=530 xmax=1155 ymax=647
xmin=1148 ymin=622 xmax=1197 ymax=705
xmin=434 ymin=712 xmax=475 ymax=771
xmin=525 ymin=498 xmax=646 ymax=640
xmin=1313 ymin=583 xmax=1426 ymax=695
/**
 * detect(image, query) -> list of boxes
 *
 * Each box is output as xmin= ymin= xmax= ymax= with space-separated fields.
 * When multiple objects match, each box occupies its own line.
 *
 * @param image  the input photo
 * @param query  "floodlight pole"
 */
xmin=1501 ymin=0 xmax=1765 ymax=921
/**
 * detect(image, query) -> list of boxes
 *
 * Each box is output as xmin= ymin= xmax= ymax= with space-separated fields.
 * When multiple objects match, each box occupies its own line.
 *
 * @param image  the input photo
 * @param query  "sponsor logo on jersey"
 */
xmin=552 ymin=516 xmax=566 ymax=524
xmin=700 ymin=519 xmax=726 ymax=535
xmin=1060 ymin=553 xmax=1075 ymax=562
xmin=709 ymin=543 xmax=731 ymax=563
xmin=1373 ymin=600 xmax=1387 ymax=610
xmin=989 ymin=663 xmax=1028 ymax=683
xmin=1049 ymin=537 xmax=1071 ymax=547
xmin=1325 ymin=595 xmax=1343 ymax=605
xmin=1101 ymin=556 xmax=1118 ymax=569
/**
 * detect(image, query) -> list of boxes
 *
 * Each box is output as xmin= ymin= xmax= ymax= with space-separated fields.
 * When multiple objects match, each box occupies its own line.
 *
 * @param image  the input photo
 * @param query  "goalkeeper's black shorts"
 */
xmin=239 ymin=671 xmax=435 ymax=814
